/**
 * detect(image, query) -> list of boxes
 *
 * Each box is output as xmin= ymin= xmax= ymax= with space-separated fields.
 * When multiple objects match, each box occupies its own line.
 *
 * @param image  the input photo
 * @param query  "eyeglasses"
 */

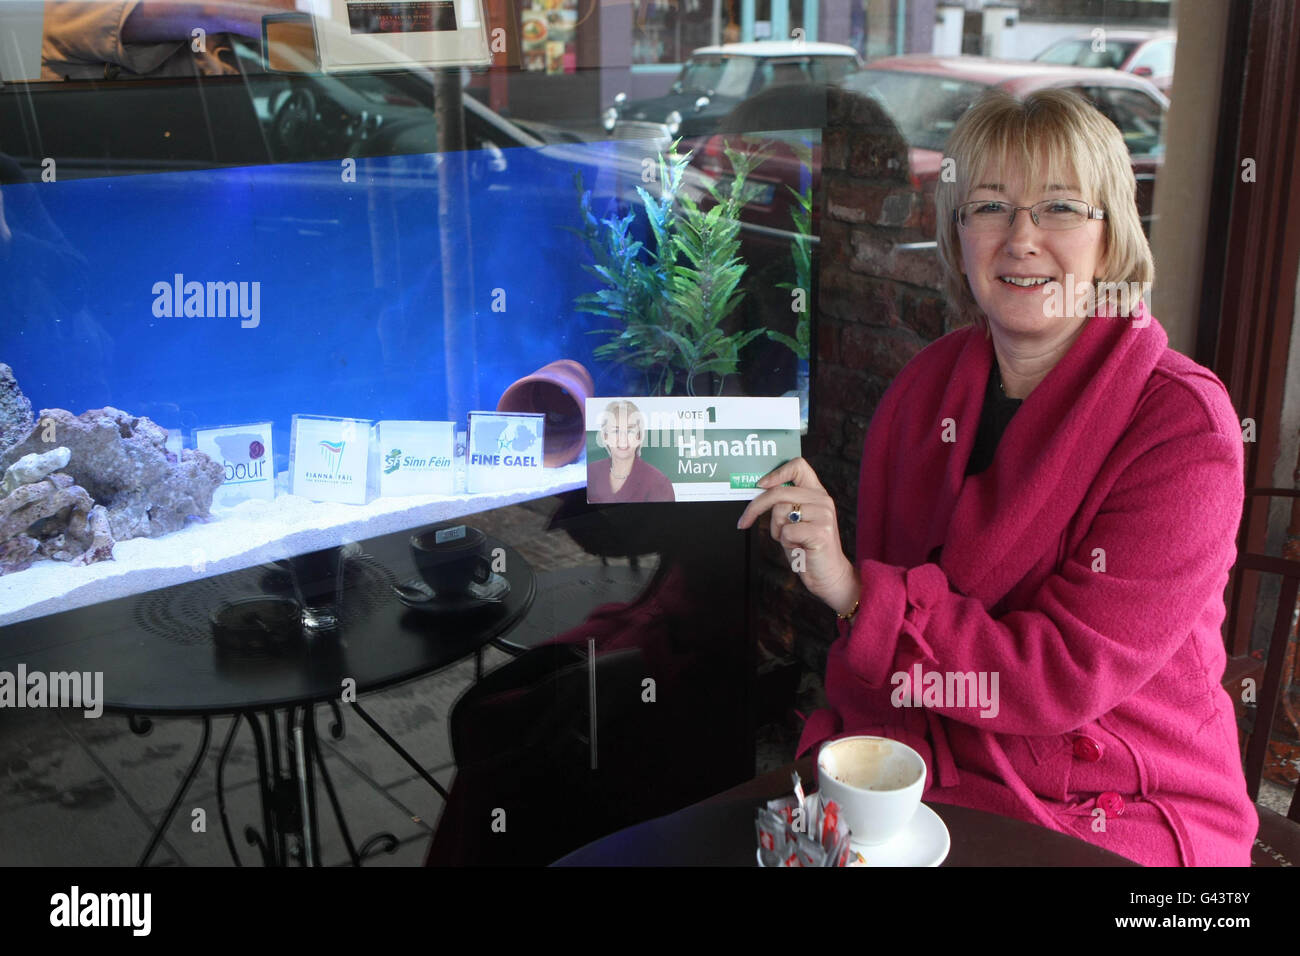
xmin=601 ymin=426 xmax=642 ymax=442
xmin=954 ymin=199 xmax=1106 ymax=232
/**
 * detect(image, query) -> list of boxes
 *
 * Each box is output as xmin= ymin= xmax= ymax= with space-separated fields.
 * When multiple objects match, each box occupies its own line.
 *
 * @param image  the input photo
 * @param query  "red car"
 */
xmin=1034 ymin=30 xmax=1176 ymax=98
xmin=694 ymin=55 xmax=1169 ymax=252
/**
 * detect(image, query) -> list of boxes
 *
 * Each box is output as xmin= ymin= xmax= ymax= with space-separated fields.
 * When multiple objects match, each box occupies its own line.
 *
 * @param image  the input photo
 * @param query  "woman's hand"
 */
xmin=736 ymin=457 xmax=860 ymax=617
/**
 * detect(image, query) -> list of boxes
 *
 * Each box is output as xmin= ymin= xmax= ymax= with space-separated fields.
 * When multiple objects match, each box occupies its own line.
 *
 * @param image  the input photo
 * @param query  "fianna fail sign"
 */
xmin=584 ymin=397 xmax=801 ymax=503
xmin=289 ymin=414 xmax=373 ymax=504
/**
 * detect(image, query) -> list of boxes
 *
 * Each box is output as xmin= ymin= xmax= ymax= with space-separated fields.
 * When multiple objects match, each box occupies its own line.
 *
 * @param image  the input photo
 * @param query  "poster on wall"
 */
xmin=197 ymin=422 xmax=276 ymax=507
xmin=585 ymin=397 xmax=801 ymax=503
xmin=317 ymin=0 xmax=491 ymax=69
xmin=521 ymin=0 xmax=578 ymax=73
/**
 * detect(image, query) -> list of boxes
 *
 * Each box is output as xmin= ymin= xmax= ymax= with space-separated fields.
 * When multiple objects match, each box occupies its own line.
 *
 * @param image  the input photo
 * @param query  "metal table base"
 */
xmin=133 ymin=700 xmax=447 ymax=867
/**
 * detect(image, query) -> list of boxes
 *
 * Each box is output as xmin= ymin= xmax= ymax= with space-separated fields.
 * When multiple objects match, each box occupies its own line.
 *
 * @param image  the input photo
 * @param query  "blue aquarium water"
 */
xmin=0 ymin=142 xmax=647 ymax=473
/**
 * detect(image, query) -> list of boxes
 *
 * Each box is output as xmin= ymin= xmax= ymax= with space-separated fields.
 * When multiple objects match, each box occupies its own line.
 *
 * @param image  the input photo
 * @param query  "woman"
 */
xmin=587 ymin=400 xmax=676 ymax=503
xmin=738 ymin=89 xmax=1256 ymax=866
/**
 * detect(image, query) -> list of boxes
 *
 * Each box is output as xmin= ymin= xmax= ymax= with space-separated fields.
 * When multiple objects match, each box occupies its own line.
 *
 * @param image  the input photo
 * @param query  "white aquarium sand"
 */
xmin=0 ymin=465 xmax=585 ymax=627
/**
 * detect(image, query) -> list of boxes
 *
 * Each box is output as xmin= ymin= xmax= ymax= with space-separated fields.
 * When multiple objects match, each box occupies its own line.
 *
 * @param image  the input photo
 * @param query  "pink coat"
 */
xmin=797 ymin=303 xmax=1257 ymax=866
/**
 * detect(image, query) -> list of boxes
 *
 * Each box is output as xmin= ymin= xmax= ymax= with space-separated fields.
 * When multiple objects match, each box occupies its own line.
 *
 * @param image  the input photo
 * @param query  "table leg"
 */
xmin=189 ymin=703 xmax=414 ymax=867
xmin=292 ymin=712 xmax=317 ymax=867
xmin=229 ymin=708 xmax=316 ymax=867
xmin=134 ymin=714 xmax=211 ymax=867
xmin=243 ymin=712 xmax=280 ymax=866
xmin=266 ymin=709 xmax=289 ymax=865
xmin=215 ymin=714 xmax=245 ymax=866
xmin=349 ymin=700 xmax=450 ymax=800
xmin=305 ymin=705 xmax=361 ymax=866
xmin=309 ymin=703 xmax=400 ymax=865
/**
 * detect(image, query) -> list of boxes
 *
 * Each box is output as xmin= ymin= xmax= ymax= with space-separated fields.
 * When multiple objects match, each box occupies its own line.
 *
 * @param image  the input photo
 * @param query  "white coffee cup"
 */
xmin=817 ymin=735 xmax=926 ymax=846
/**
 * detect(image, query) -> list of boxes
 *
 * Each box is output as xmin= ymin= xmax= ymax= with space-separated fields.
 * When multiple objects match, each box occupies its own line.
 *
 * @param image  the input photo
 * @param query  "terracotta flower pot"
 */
xmin=496 ymin=359 xmax=595 ymax=467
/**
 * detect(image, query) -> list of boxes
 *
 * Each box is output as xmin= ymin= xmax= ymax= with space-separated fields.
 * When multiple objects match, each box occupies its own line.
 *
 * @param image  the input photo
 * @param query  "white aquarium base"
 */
xmin=0 ymin=464 xmax=585 ymax=628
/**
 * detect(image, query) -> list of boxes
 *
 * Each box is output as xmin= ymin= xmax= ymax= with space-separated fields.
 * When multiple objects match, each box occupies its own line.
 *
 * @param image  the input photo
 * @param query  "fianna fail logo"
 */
xmin=319 ymin=440 xmax=346 ymax=476
xmin=304 ymin=440 xmax=353 ymax=484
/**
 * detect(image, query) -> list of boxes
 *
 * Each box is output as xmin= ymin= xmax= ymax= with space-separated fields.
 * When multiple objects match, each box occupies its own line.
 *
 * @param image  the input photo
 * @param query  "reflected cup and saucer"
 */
xmin=392 ymin=572 xmax=510 ymax=612
xmin=397 ymin=522 xmax=510 ymax=613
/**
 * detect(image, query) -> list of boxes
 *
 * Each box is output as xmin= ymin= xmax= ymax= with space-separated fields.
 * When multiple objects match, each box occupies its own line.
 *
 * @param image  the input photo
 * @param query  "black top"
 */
xmin=964 ymin=362 xmax=1024 ymax=477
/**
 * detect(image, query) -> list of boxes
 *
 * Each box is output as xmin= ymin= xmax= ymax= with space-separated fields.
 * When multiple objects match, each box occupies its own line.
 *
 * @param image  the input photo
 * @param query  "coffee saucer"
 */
xmin=394 ymin=573 xmax=510 ymax=612
xmin=843 ymin=803 xmax=949 ymax=867
xmin=765 ymin=794 xmax=948 ymax=867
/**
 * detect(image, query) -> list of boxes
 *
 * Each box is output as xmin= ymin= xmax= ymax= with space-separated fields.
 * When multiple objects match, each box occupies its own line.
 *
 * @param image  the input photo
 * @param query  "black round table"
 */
xmin=0 ymin=529 xmax=535 ymax=867
xmin=496 ymin=560 xmax=654 ymax=654
xmin=553 ymin=757 xmax=1140 ymax=867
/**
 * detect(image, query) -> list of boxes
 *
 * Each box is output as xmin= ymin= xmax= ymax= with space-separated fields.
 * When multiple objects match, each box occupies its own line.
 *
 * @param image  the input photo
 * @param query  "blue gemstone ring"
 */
xmin=788 ymin=505 xmax=803 ymax=523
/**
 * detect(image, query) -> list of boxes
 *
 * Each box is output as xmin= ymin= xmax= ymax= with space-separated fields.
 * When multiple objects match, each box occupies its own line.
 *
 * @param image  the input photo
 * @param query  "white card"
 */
xmin=584 ymin=397 xmax=801 ymax=503
xmin=197 ymin=422 xmax=275 ymax=506
xmin=377 ymin=420 xmax=456 ymax=497
xmin=290 ymin=414 xmax=372 ymax=504
xmin=466 ymin=411 xmax=545 ymax=493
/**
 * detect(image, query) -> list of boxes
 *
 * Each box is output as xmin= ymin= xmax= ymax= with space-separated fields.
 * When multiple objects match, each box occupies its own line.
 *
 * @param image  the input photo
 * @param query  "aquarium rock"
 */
xmin=0 ymin=470 xmax=111 ymax=574
xmin=2 ymin=446 xmax=71 ymax=495
xmin=0 ymin=363 xmax=35 ymax=459
xmin=0 ymin=407 xmax=224 ymax=541
xmin=73 ymin=504 xmax=115 ymax=566
xmin=0 ymin=533 xmax=39 ymax=573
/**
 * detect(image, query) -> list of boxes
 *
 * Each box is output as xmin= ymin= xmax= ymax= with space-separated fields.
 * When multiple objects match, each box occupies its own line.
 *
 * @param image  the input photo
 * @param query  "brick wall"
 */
xmin=755 ymin=87 xmax=960 ymax=678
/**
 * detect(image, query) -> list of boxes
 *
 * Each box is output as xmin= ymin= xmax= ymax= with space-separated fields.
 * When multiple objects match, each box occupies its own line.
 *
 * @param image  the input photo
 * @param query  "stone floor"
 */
xmin=0 ymin=650 xmax=801 ymax=868
xmin=0 ymin=495 xmax=1292 ymax=865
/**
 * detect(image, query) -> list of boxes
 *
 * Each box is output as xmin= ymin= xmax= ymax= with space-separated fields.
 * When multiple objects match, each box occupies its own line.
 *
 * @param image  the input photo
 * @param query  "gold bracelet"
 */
xmin=836 ymin=598 xmax=860 ymax=621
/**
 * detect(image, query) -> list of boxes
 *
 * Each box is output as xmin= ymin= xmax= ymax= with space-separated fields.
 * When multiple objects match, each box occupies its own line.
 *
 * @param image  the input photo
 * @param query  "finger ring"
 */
xmin=788 ymin=505 xmax=803 ymax=523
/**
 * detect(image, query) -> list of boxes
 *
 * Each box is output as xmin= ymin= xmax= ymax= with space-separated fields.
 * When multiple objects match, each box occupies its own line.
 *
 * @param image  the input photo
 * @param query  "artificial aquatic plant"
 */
xmin=572 ymin=142 xmax=768 ymax=396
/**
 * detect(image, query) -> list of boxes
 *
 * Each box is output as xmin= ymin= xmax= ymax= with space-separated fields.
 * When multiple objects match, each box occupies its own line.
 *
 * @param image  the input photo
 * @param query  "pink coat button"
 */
xmin=1097 ymin=791 xmax=1125 ymax=816
xmin=1072 ymin=736 xmax=1103 ymax=762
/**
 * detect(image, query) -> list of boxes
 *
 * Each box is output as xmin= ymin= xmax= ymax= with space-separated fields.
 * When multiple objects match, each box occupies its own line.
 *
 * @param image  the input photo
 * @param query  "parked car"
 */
xmin=691 ymin=52 xmax=1170 ymax=257
xmin=690 ymin=54 xmax=1170 ymax=257
xmin=848 ymin=56 xmax=1167 ymax=234
xmin=601 ymin=41 xmax=862 ymax=156
xmin=689 ymin=83 xmax=831 ymax=251
xmin=1034 ymin=30 xmax=1176 ymax=97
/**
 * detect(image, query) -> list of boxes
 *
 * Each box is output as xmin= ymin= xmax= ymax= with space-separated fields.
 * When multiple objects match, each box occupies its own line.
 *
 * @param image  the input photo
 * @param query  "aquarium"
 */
xmin=0 ymin=141 xmax=628 ymax=622
xmin=0 ymin=10 xmax=810 ymax=625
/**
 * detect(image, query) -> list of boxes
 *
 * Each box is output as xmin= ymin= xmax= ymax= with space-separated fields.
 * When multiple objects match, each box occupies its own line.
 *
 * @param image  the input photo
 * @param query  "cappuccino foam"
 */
xmin=823 ymin=738 xmax=919 ymax=790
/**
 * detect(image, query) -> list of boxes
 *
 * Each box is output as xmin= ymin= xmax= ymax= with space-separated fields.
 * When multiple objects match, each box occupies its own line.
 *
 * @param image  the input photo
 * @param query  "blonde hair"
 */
xmin=935 ymin=87 xmax=1154 ymax=331
xmin=595 ymin=400 xmax=645 ymax=453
